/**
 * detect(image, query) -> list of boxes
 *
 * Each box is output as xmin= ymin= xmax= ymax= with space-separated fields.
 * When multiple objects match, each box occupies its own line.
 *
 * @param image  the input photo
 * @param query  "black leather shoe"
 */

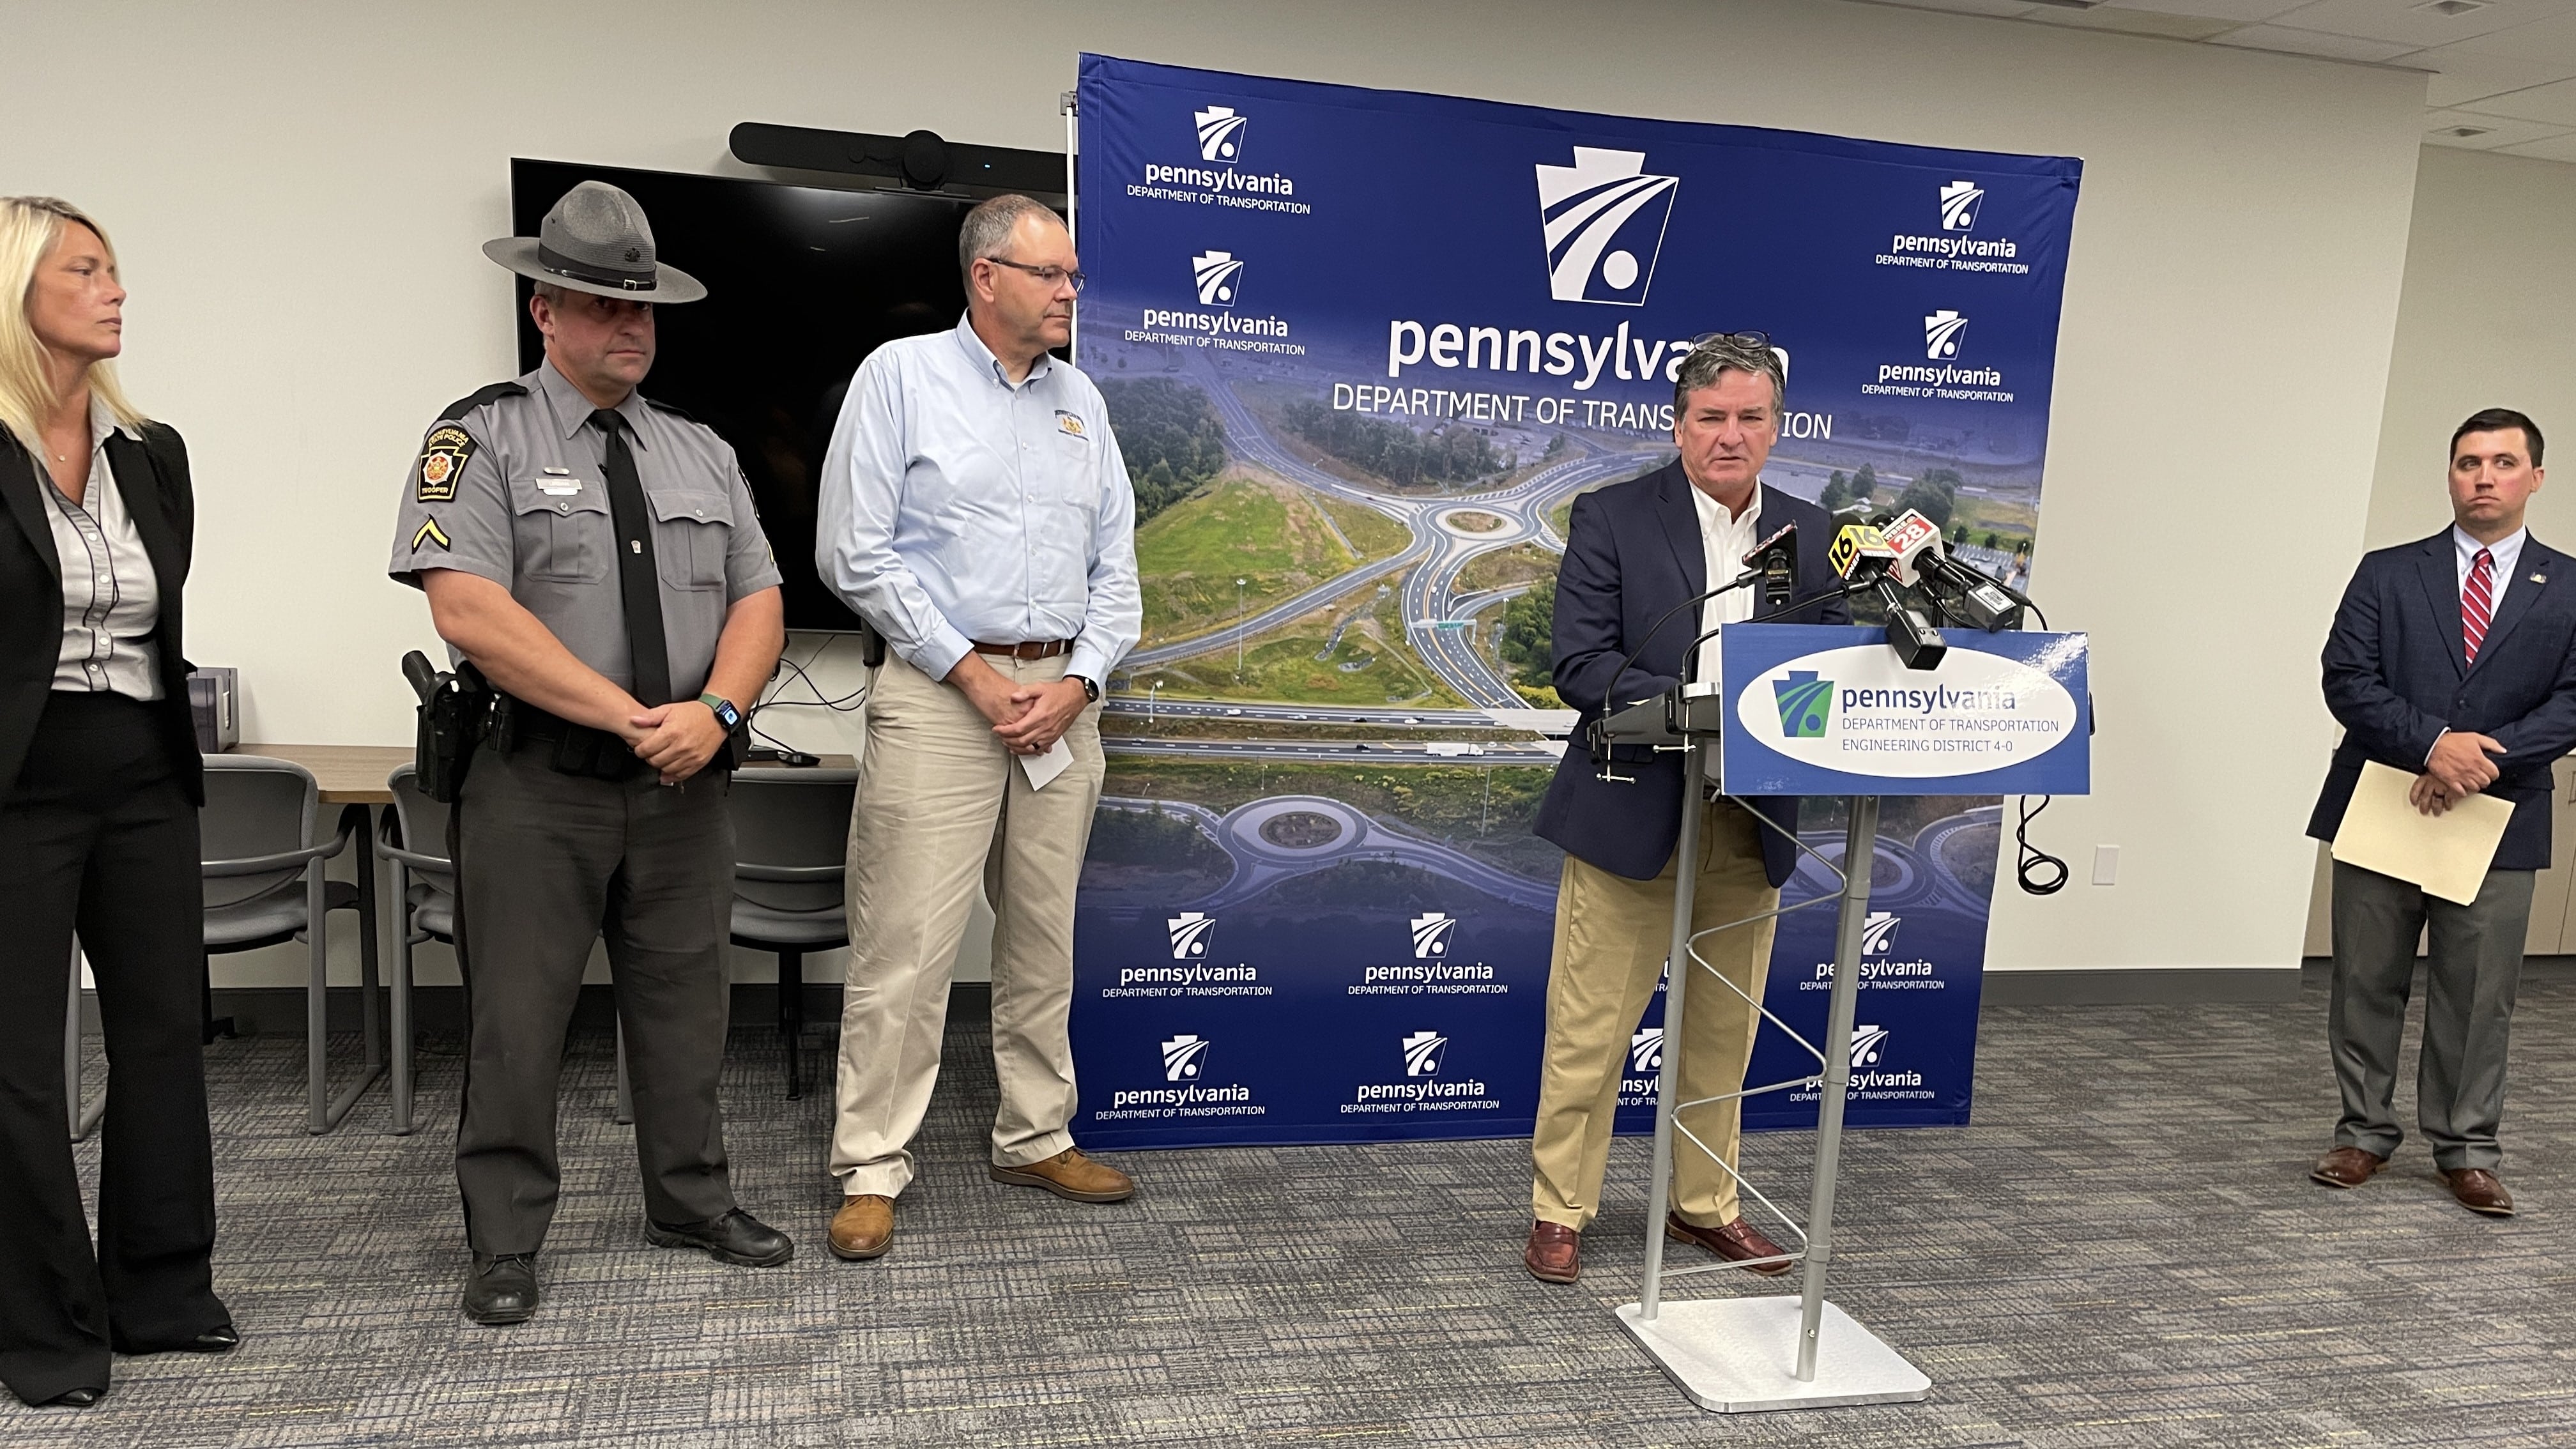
xmin=462 ymin=1254 xmax=540 ymax=1326
xmin=37 ymin=1386 xmax=103 ymax=1408
xmin=112 ymin=1323 xmax=239 ymax=1355
xmin=646 ymin=1208 xmax=794 ymax=1267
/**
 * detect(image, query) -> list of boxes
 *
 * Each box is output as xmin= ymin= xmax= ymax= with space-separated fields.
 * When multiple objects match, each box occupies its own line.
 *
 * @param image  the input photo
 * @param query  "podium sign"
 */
xmin=1718 ymin=624 xmax=2090 ymax=798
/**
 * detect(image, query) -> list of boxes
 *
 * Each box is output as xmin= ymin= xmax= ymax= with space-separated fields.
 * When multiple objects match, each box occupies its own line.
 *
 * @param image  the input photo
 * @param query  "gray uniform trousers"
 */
xmin=451 ymin=741 xmax=738 ymax=1255
xmin=2328 ymin=859 xmax=2533 ymax=1171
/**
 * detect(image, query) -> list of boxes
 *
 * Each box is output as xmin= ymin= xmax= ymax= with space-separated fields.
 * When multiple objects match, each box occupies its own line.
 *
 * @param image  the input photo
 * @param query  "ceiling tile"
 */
xmin=2092 ymin=0 xmax=2312 ymax=19
xmin=2020 ymin=4 xmax=2244 ymax=38
xmin=2397 ymin=41 xmax=2576 ymax=105
xmin=2445 ymin=6 xmax=2576 ymax=60
xmin=2421 ymin=105 xmax=2576 ymax=144
xmin=2492 ymin=128 xmax=2576 ymax=156
xmin=2269 ymin=0 xmax=2568 ymax=49
xmin=2455 ymin=72 xmax=2576 ymax=118
xmin=2214 ymin=22 xmax=2423 ymax=58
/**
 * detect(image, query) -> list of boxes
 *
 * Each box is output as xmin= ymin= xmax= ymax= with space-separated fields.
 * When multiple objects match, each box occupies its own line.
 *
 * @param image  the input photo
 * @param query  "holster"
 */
xmin=407 ymin=654 xmax=493 ymax=804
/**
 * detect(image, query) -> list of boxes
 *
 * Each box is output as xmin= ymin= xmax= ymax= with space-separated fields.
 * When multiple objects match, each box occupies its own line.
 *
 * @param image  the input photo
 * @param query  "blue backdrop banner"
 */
xmin=1068 ymin=54 xmax=2082 ymax=1149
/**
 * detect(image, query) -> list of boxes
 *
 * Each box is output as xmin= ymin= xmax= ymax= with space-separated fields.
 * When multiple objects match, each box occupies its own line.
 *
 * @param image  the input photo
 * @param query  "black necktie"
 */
xmin=592 ymin=409 xmax=673 ymax=707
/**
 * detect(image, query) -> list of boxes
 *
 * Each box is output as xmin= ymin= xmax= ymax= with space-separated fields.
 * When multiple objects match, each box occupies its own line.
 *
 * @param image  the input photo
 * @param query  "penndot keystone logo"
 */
xmin=1166 ymin=911 xmax=1216 ymax=960
xmin=1533 ymin=148 xmax=1680 ymax=306
xmin=1773 ymin=671 xmax=1834 ymax=739
xmin=1161 ymin=1034 xmax=1211 ymax=1082
xmin=1409 ymin=912 xmax=1457 ymax=959
xmin=1629 ymin=1027 xmax=1664 ymax=1075
xmin=1924 ymin=309 xmax=1970 ymax=361
xmin=1861 ymin=911 xmax=1900 ymax=956
xmin=1191 ymin=250 xmax=1245 ymax=308
xmin=1401 ymin=1030 xmax=1448 ymax=1078
xmin=1938 ymin=179 xmax=1984 ymax=232
xmin=1194 ymin=105 xmax=1248 ymax=164
xmin=1851 ymin=1025 xmax=1890 ymax=1068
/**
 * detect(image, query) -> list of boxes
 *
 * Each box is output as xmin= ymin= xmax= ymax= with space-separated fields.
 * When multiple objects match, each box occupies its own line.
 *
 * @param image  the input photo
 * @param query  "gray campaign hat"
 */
xmin=482 ymin=180 xmax=707 ymax=303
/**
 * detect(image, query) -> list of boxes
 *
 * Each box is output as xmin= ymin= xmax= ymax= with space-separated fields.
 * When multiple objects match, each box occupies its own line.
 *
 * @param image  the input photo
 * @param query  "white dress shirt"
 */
xmin=816 ymin=314 xmax=1141 ymax=687
xmin=42 ymin=396 xmax=160 ymax=700
xmin=2454 ymin=523 xmax=2527 ymax=617
xmin=1689 ymin=482 xmax=1761 ymax=686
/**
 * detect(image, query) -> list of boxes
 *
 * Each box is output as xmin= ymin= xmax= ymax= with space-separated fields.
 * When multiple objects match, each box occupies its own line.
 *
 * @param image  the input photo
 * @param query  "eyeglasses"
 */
xmin=983 ymin=256 xmax=1087 ymax=293
xmin=1687 ymin=329 xmax=1772 ymax=350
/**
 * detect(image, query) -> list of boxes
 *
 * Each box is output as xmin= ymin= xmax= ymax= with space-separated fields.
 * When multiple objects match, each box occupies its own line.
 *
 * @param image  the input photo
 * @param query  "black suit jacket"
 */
xmin=1 ymin=424 xmax=203 ymax=805
xmin=2307 ymin=529 xmax=2576 ymax=871
xmin=1533 ymin=463 xmax=1850 ymax=885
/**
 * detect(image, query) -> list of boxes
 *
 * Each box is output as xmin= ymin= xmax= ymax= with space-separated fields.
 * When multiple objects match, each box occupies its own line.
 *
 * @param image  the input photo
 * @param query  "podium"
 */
xmin=1596 ymin=623 xmax=2089 ymax=1414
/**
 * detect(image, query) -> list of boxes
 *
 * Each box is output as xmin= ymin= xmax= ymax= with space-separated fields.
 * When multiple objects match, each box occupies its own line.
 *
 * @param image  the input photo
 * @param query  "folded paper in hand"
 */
xmin=2329 ymin=760 xmax=2513 ymax=906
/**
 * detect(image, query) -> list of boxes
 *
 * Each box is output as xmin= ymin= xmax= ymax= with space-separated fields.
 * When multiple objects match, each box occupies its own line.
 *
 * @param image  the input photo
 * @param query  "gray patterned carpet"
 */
xmin=15 ymin=963 xmax=2575 ymax=1447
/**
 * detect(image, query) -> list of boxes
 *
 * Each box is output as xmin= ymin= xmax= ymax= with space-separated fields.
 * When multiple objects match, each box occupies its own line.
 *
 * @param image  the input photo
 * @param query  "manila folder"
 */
xmin=2329 ymin=760 xmax=2513 ymax=905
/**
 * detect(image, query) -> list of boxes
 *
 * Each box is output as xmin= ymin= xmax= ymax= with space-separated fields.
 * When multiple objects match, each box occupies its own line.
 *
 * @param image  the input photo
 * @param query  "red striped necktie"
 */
xmin=2464 ymin=547 xmax=2496 ymax=664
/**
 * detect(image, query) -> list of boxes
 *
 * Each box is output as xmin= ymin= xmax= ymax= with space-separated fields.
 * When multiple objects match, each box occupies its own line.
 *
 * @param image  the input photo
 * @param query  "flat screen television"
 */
xmin=508 ymin=158 xmax=1061 ymax=632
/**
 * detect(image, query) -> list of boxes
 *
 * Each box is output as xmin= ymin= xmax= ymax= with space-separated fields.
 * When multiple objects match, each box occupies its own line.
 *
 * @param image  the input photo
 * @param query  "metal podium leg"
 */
xmin=1797 ymin=795 xmax=1879 ymax=1381
xmin=1638 ymin=743 xmax=1708 ymax=1321
xmin=1616 ymin=792 xmax=1929 ymax=1413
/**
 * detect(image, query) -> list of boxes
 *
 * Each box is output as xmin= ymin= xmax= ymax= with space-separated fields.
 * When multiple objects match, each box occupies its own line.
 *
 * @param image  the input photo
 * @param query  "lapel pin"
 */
xmin=2533 ymin=573 xmax=2547 ymax=585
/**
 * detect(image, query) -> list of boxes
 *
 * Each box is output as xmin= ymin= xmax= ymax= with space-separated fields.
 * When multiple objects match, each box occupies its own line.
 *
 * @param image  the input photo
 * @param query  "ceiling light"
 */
xmin=2413 ymin=0 xmax=2488 ymax=16
xmin=2435 ymin=125 xmax=2494 ymax=138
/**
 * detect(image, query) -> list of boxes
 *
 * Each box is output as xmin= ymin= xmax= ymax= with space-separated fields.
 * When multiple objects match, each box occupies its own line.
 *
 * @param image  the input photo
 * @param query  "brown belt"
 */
xmin=971 ymin=638 xmax=1073 ymax=661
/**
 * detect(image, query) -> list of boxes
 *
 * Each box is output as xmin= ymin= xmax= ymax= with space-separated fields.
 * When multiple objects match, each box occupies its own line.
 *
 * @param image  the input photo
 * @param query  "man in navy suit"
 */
xmin=1521 ymin=334 xmax=1849 ymax=1284
xmin=2308 ymin=408 xmax=2566 ymax=1217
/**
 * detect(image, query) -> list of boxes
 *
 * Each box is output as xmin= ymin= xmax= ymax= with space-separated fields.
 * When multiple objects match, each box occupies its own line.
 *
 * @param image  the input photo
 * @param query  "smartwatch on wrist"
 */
xmin=698 ymin=693 xmax=743 ymax=730
xmin=1070 ymin=675 xmax=1101 ymax=703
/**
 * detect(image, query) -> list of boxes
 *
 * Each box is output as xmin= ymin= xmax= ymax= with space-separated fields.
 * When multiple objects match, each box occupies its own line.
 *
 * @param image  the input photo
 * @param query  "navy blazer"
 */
xmin=1534 ymin=463 xmax=1850 ymax=885
xmin=2307 ymin=529 xmax=2576 ymax=871
xmin=0 ymin=425 xmax=203 ymax=805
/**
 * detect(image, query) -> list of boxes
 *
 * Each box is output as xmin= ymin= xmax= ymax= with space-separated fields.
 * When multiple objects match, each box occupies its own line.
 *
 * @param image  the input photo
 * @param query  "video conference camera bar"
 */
xmin=728 ymin=123 xmax=1064 ymax=195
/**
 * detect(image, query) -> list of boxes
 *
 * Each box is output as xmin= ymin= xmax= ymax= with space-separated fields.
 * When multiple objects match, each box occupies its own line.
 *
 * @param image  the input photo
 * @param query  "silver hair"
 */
xmin=956 ymin=194 xmax=1061 ymax=281
xmin=1672 ymin=332 xmax=1784 ymax=415
xmin=531 ymin=280 xmax=568 ymax=305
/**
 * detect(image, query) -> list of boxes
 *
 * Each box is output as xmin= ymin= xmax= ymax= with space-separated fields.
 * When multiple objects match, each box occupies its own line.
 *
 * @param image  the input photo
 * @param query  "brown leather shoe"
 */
xmin=2309 ymin=1146 xmax=2387 ymax=1189
xmin=827 ymin=1194 xmax=894 ymax=1261
xmin=989 ymin=1148 xmax=1135 ymax=1203
xmin=1666 ymin=1212 xmax=1795 ymax=1276
xmin=2445 ymin=1168 xmax=2515 ymax=1217
xmin=1524 ymin=1221 xmax=1581 ymax=1284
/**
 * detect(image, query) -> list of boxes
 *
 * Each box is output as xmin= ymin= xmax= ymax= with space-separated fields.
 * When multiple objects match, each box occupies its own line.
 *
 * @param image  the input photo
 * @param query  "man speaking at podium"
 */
xmin=1522 ymin=333 xmax=1847 ymax=1284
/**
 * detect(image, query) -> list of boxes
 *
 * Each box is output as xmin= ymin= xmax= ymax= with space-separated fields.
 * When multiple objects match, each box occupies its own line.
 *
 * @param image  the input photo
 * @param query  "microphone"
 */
xmin=1744 ymin=521 xmax=1798 ymax=612
xmin=1879 ymin=509 xmax=2022 ymax=631
xmin=1830 ymin=524 xmax=1947 ymax=671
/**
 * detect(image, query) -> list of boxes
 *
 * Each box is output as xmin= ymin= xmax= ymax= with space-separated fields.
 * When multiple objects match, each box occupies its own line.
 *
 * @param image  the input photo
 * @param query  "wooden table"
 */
xmin=236 ymin=743 xmax=415 ymax=803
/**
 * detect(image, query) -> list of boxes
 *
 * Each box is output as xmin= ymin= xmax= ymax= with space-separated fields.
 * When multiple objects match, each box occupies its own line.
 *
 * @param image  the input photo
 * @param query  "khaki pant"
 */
xmin=1531 ymin=799 xmax=1779 ymax=1231
xmin=831 ymin=653 xmax=1106 ymax=1199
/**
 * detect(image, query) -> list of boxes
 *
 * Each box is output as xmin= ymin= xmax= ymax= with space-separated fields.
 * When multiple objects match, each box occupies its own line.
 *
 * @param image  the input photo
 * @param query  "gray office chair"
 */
xmin=65 ymin=940 xmax=104 ymax=1142
xmin=375 ymin=765 xmax=456 ymax=1135
xmin=728 ymin=768 xmax=859 ymax=1098
xmin=387 ymin=765 xmax=641 ymax=1129
xmin=201 ymin=754 xmax=378 ymax=1134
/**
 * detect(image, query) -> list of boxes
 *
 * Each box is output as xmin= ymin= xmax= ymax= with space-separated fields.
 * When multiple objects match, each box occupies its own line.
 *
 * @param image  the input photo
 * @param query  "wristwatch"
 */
xmin=1070 ymin=675 xmax=1101 ymax=703
xmin=698 ymin=693 xmax=743 ymax=730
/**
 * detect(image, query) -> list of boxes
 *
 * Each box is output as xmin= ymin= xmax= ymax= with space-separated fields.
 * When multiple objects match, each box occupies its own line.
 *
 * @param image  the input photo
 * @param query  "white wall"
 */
xmin=2365 ymin=145 xmax=2576 ymax=551
xmin=1 ymin=0 xmax=2434 ymax=987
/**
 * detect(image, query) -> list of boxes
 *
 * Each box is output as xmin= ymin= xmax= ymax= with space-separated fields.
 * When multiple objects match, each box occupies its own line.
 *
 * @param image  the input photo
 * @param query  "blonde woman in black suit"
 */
xmin=0 ymin=197 xmax=233 ymax=1409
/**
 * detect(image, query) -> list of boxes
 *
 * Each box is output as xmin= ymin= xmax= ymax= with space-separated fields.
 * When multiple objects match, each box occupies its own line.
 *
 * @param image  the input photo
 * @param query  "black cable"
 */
xmin=2015 ymin=795 xmax=2069 ymax=895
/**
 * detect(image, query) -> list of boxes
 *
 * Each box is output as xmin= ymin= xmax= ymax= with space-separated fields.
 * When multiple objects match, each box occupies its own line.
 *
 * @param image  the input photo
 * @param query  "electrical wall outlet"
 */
xmin=2092 ymin=845 xmax=2120 ymax=885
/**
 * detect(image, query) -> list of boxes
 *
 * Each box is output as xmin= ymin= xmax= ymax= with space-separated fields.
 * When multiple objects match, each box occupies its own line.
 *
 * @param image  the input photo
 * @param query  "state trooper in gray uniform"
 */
xmin=387 ymin=181 xmax=792 ymax=1325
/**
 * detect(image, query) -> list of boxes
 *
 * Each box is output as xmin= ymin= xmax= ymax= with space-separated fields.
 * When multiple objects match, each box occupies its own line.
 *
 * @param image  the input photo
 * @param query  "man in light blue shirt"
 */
xmin=815 ymin=194 xmax=1141 ymax=1262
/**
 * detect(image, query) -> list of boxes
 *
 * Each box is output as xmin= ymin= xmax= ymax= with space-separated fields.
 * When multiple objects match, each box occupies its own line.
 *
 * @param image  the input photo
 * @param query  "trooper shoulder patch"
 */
xmin=416 ymin=425 xmax=475 ymax=503
xmin=412 ymin=515 xmax=451 ymax=552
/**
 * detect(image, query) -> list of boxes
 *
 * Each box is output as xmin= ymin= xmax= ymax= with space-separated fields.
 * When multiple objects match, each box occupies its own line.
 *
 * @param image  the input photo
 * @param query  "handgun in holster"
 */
xmin=402 ymin=650 xmax=493 ymax=804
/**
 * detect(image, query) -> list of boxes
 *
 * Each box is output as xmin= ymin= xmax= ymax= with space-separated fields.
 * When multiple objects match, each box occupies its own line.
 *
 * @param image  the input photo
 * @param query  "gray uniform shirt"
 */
xmin=387 ymin=360 xmax=782 ymax=701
